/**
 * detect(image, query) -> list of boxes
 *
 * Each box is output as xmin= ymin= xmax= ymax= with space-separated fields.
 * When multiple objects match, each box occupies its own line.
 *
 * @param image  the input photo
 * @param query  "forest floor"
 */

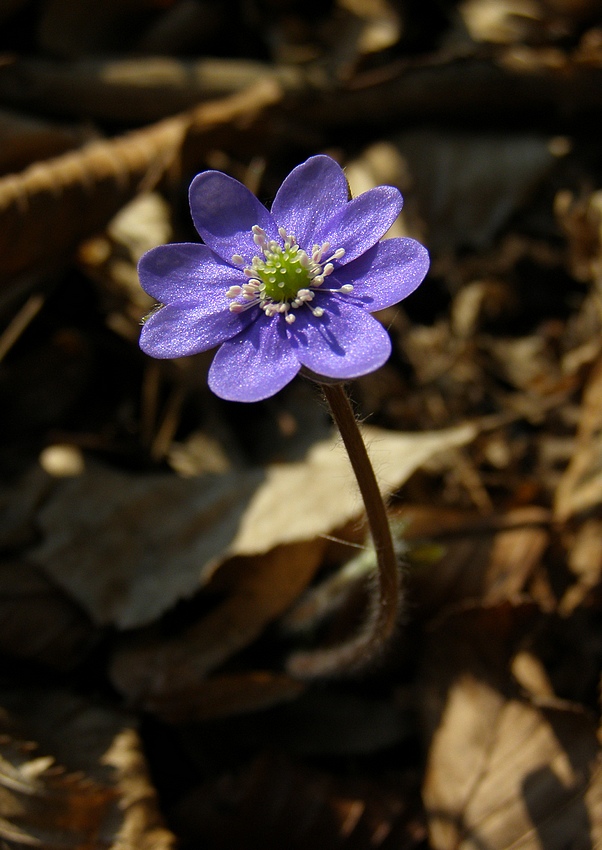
xmin=1 ymin=1 xmax=602 ymax=847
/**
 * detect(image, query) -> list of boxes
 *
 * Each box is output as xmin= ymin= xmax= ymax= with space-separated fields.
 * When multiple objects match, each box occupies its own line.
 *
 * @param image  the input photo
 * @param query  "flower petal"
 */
xmin=208 ymin=318 xmax=301 ymax=402
xmin=329 ymin=237 xmax=430 ymax=312
xmin=312 ymin=186 xmax=403 ymax=265
xmin=289 ymin=299 xmax=391 ymax=379
xmin=270 ymin=155 xmax=349 ymax=247
xmin=140 ymin=302 xmax=254 ymax=359
xmin=138 ymin=243 xmax=244 ymax=304
xmin=189 ymin=171 xmax=279 ymax=264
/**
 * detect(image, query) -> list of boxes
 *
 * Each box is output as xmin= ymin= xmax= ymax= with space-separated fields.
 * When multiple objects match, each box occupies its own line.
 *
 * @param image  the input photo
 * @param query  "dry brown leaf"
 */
xmin=420 ymin=598 xmax=602 ymax=850
xmin=32 ymin=422 xmax=478 ymax=629
xmin=31 ymin=462 xmax=263 ymax=628
xmin=423 ymin=676 xmax=602 ymax=850
xmin=0 ymin=77 xmax=282 ymax=286
xmin=228 ymin=422 xmax=479 ymax=555
xmin=555 ymin=357 xmax=602 ymax=521
xmin=108 ymin=540 xmax=325 ymax=718
xmin=0 ymin=688 xmax=175 ymax=849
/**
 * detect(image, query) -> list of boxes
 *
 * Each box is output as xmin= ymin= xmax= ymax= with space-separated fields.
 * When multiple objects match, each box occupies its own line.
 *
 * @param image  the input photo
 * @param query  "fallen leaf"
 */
xmin=423 ymin=677 xmax=602 ymax=850
xmin=31 ymin=462 xmax=263 ymax=628
xmin=0 ymin=78 xmax=282 ymax=286
xmin=32 ymin=422 xmax=479 ymax=629
xmin=108 ymin=540 xmax=325 ymax=717
xmin=228 ymin=422 xmax=479 ymax=555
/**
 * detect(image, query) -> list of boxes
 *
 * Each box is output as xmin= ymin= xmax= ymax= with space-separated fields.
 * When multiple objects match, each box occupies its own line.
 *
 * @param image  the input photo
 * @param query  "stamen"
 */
xmin=252 ymin=225 xmax=268 ymax=248
xmin=227 ymin=225 xmax=349 ymax=325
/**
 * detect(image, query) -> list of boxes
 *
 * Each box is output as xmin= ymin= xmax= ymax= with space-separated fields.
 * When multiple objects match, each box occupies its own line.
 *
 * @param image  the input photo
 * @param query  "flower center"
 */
xmin=227 ymin=225 xmax=351 ymax=325
xmin=254 ymin=243 xmax=311 ymax=302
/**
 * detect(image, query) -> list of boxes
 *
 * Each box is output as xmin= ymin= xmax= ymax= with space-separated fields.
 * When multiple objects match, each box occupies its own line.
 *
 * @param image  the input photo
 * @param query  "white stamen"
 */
xmin=252 ymin=225 xmax=268 ymax=248
xmin=226 ymin=225 xmax=351 ymax=325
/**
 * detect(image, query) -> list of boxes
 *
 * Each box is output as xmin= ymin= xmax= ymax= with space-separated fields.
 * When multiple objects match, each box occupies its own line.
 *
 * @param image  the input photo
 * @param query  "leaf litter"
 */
xmin=1 ymin=0 xmax=602 ymax=847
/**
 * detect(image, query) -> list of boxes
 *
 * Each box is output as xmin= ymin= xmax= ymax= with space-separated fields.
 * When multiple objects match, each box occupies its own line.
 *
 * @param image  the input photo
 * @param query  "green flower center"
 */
xmin=254 ymin=244 xmax=312 ymax=302
xmin=227 ymin=225 xmax=350 ymax=325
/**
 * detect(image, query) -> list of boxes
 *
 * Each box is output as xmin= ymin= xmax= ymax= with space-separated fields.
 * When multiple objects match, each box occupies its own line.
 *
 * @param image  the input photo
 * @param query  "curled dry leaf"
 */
xmin=31 ymin=422 xmax=478 ymax=630
xmin=0 ymin=687 xmax=175 ymax=849
xmin=0 ymin=77 xmax=282 ymax=286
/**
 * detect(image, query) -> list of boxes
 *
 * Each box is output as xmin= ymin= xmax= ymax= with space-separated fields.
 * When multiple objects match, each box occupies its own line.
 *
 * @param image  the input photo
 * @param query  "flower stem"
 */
xmin=286 ymin=383 xmax=401 ymax=678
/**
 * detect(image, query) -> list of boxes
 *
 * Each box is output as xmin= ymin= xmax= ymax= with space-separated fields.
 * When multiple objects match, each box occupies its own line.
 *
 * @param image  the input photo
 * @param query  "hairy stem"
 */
xmin=286 ymin=383 xmax=401 ymax=678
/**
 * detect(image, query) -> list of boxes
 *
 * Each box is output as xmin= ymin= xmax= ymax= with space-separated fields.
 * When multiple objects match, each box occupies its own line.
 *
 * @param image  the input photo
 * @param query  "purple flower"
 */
xmin=138 ymin=155 xmax=429 ymax=402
